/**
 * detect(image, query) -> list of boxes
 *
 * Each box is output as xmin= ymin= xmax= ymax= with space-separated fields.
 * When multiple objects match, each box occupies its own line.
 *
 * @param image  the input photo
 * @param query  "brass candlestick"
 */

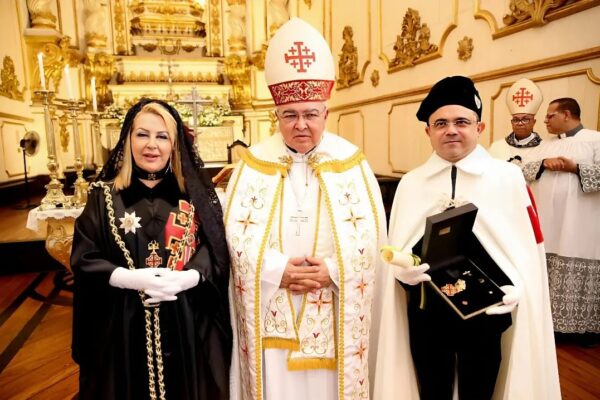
xmin=35 ymin=89 xmax=69 ymax=210
xmin=64 ymin=99 xmax=88 ymax=207
xmin=90 ymin=112 xmax=103 ymax=175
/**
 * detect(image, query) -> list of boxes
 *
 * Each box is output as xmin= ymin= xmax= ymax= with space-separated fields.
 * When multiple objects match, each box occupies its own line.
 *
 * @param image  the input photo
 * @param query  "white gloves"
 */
xmin=380 ymin=247 xmax=431 ymax=286
xmin=109 ymin=267 xmax=200 ymax=305
xmin=393 ymin=263 xmax=432 ymax=285
xmin=485 ymin=285 xmax=520 ymax=315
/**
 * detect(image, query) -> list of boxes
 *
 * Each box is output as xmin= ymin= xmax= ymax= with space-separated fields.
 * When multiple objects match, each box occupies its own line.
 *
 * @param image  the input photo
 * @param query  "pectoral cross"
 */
xmin=290 ymin=209 xmax=309 ymax=236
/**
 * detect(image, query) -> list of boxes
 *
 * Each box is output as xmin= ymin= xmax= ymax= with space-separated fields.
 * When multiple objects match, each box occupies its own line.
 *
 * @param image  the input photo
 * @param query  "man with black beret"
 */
xmin=373 ymin=76 xmax=560 ymax=399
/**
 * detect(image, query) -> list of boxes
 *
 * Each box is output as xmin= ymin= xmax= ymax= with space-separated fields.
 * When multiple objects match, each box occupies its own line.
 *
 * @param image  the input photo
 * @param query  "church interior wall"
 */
xmin=0 ymin=0 xmax=598 ymax=187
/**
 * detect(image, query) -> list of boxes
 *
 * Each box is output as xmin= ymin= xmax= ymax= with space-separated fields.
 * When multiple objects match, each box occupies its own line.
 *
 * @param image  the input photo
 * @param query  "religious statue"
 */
xmin=337 ymin=26 xmax=360 ymax=89
xmin=83 ymin=0 xmax=107 ymax=48
xmin=227 ymin=1 xmax=247 ymax=53
xmin=268 ymin=0 xmax=289 ymax=38
xmin=27 ymin=0 xmax=57 ymax=29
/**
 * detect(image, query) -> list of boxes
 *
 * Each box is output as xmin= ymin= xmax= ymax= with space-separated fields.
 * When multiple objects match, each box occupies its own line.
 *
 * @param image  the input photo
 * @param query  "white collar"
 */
xmin=422 ymin=145 xmax=491 ymax=178
xmin=515 ymin=133 xmax=536 ymax=145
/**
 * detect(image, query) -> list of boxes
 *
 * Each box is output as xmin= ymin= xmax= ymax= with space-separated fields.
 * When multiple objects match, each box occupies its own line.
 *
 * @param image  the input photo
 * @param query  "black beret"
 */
xmin=416 ymin=76 xmax=482 ymax=122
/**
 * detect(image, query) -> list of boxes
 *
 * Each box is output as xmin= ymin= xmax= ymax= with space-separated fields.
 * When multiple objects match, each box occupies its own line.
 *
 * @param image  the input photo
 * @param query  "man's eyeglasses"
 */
xmin=544 ymin=111 xmax=561 ymax=120
xmin=429 ymin=118 xmax=476 ymax=130
xmin=511 ymin=117 xmax=532 ymax=125
xmin=276 ymin=108 xmax=327 ymax=124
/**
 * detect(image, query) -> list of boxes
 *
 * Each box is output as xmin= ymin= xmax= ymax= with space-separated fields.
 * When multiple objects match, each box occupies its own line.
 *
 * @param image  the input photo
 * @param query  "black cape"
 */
xmin=71 ymin=175 xmax=231 ymax=400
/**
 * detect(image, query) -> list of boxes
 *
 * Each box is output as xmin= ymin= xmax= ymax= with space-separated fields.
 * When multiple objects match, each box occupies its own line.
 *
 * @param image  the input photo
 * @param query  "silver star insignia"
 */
xmin=119 ymin=211 xmax=142 ymax=234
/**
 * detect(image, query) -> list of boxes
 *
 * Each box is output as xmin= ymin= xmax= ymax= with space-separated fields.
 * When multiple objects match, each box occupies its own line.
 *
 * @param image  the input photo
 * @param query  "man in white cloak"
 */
xmin=488 ymin=78 xmax=544 ymax=165
xmin=374 ymin=76 xmax=560 ymax=400
xmin=522 ymin=97 xmax=600 ymax=338
xmin=225 ymin=18 xmax=387 ymax=400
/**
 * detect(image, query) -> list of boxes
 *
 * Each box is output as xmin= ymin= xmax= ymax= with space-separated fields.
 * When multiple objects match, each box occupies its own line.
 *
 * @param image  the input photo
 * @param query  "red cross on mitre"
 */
xmin=284 ymin=41 xmax=316 ymax=73
xmin=512 ymin=87 xmax=534 ymax=107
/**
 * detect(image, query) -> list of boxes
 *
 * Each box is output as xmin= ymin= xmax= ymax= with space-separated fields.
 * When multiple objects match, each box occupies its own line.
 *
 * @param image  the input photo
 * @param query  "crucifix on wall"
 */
xmin=158 ymin=58 xmax=179 ymax=101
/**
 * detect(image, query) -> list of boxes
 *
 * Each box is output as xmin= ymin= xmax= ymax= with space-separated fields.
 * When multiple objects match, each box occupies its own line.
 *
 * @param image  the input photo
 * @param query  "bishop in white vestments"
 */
xmin=488 ymin=78 xmax=544 ymax=165
xmin=225 ymin=18 xmax=387 ymax=400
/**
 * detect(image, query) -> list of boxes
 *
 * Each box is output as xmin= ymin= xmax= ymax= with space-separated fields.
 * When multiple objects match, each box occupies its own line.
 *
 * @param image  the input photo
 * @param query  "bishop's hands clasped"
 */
xmin=280 ymin=256 xmax=333 ymax=295
xmin=380 ymin=246 xmax=431 ymax=286
xmin=109 ymin=266 xmax=200 ymax=306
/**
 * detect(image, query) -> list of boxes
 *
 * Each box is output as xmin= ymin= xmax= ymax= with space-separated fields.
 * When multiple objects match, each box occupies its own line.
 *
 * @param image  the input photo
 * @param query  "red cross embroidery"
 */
xmin=284 ymin=41 xmax=316 ymax=73
xmin=145 ymin=252 xmax=162 ymax=268
xmin=309 ymin=289 xmax=332 ymax=314
xmin=512 ymin=87 xmax=534 ymax=107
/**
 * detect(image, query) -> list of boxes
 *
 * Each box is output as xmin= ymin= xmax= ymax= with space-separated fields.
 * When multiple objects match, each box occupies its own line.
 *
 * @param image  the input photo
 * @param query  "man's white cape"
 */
xmin=373 ymin=146 xmax=560 ymax=400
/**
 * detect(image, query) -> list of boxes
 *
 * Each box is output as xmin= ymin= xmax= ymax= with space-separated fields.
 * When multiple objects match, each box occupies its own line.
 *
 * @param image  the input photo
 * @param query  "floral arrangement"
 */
xmin=101 ymin=103 xmax=126 ymax=125
xmin=198 ymin=102 xmax=232 ymax=127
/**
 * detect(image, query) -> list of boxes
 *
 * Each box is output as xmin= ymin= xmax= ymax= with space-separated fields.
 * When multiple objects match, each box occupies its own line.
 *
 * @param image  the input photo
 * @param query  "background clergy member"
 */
xmin=489 ymin=78 xmax=544 ymax=165
xmin=225 ymin=18 xmax=387 ymax=400
xmin=522 ymin=97 xmax=600 ymax=344
xmin=373 ymin=76 xmax=560 ymax=400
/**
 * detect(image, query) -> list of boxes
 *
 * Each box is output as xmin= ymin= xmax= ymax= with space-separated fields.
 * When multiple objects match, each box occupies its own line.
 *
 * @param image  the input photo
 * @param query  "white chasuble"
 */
xmin=225 ymin=133 xmax=385 ymax=400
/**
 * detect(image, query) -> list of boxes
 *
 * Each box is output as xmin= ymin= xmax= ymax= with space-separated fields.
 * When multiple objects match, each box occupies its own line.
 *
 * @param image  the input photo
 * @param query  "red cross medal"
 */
xmin=145 ymin=240 xmax=163 ymax=268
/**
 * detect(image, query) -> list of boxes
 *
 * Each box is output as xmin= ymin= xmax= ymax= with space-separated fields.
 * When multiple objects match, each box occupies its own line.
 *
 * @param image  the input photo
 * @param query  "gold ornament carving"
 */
xmin=0 ymin=56 xmax=25 ymax=101
xmin=269 ymin=110 xmax=278 ymax=135
xmin=129 ymin=0 xmax=206 ymax=54
xmin=45 ymin=217 xmax=76 ymax=272
xmin=503 ymin=0 xmax=571 ymax=26
xmin=337 ymin=26 xmax=360 ymax=89
xmin=304 ymin=0 xmax=313 ymax=9
xmin=250 ymin=43 xmax=268 ymax=70
xmin=83 ymin=52 xmax=114 ymax=111
xmin=224 ymin=54 xmax=251 ymax=108
xmin=389 ymin=8 xmax=438 ymax=69
xmin=227 ymin=0 xmax=247 ymax=54
xmin=114 ymin=0 xmax=128 ymax=55
xmin=58 ymin=113 xmax=70 ymax=152
xmin=37 ymin=37 xmax=80 ymax=92
xmin=457 ymin=36 xmax=474 ymax=61
xmin=476 ymin=0 xmax=599 ymax=39
xmin=370 ymin=69 xmax=380 ymax=87
xmin=210 ymin=0 xmax=222 ymax=56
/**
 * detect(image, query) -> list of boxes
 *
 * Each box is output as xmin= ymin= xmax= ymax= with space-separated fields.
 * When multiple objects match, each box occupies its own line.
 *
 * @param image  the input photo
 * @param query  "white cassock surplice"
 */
xmin=488 ymin=132 xmax=543 ymax=165
xmin=522 ymin=127 xmax=600 ymax=333
xmin=226 ymin=132 xmax=387 ymax=400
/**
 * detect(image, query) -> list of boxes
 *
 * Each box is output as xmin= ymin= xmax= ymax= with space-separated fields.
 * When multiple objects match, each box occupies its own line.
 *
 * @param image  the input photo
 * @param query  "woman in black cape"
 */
xmin=70 ymin=98 xmax=231 ymax=400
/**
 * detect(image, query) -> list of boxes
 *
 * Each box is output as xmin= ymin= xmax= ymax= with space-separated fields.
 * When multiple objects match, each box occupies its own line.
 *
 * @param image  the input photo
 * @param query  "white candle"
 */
xmin=91 ymin=77 xmax=98 ymax=112
xmin=64 ymin=65 xmax=74 ymax=99
xmin=37 ymin=52 xmax=46 ymax=90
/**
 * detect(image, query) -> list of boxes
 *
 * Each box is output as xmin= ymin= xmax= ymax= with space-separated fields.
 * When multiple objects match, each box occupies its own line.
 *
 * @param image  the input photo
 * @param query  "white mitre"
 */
xmin=265 ymin=17 xmax=335 ymax=105
xmin=506 ymin=78 xmax=543 ymax=115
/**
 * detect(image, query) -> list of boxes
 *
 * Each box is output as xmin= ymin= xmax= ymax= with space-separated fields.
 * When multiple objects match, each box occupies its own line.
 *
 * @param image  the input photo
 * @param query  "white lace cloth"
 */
xmin=26 ymin=206 xmax=84 ymax=232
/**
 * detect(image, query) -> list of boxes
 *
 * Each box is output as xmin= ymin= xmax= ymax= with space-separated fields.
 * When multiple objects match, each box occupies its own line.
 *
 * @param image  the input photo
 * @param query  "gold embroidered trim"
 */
xmin=224 ymin=163 xmax=245 ymax=223
xmin=91 ymin=182 xmax=167 ymax=400
xmin=287 ymin=357 xmax=337 ymax=371
xmin=313 ymin=150 xmax=365 ymax=175
xmin=262 ymin=337 xmax=300 ymax=350
xmin=242 ymin=149 xmax=291 ymax=177
xmin=317 ymin=174 xmax=346 ymax=398
xmin=359 ymin=163 xmax=381 ymax=243
xmin=254 ymin=177 xmax=284 ymax=400
xmin=311 ymin=190 xmax=322 ymax=257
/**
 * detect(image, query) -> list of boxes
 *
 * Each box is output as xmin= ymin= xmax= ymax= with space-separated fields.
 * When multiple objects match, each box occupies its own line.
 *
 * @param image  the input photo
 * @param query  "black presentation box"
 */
xmin=421 ymin=203 xmax=510 ymax=319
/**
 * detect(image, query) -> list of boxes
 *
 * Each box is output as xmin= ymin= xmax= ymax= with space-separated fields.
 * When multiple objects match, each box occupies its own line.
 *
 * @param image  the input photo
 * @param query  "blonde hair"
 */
xmin=113 ymin=103 xmax=186 ymax=192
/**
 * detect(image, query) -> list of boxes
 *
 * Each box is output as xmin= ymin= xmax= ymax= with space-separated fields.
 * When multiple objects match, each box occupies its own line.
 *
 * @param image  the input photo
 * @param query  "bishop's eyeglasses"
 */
xmin=511 ymin=117 xmax=532 ymax=125
xmin=276 ymin=107 xmax=327 ymax=124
